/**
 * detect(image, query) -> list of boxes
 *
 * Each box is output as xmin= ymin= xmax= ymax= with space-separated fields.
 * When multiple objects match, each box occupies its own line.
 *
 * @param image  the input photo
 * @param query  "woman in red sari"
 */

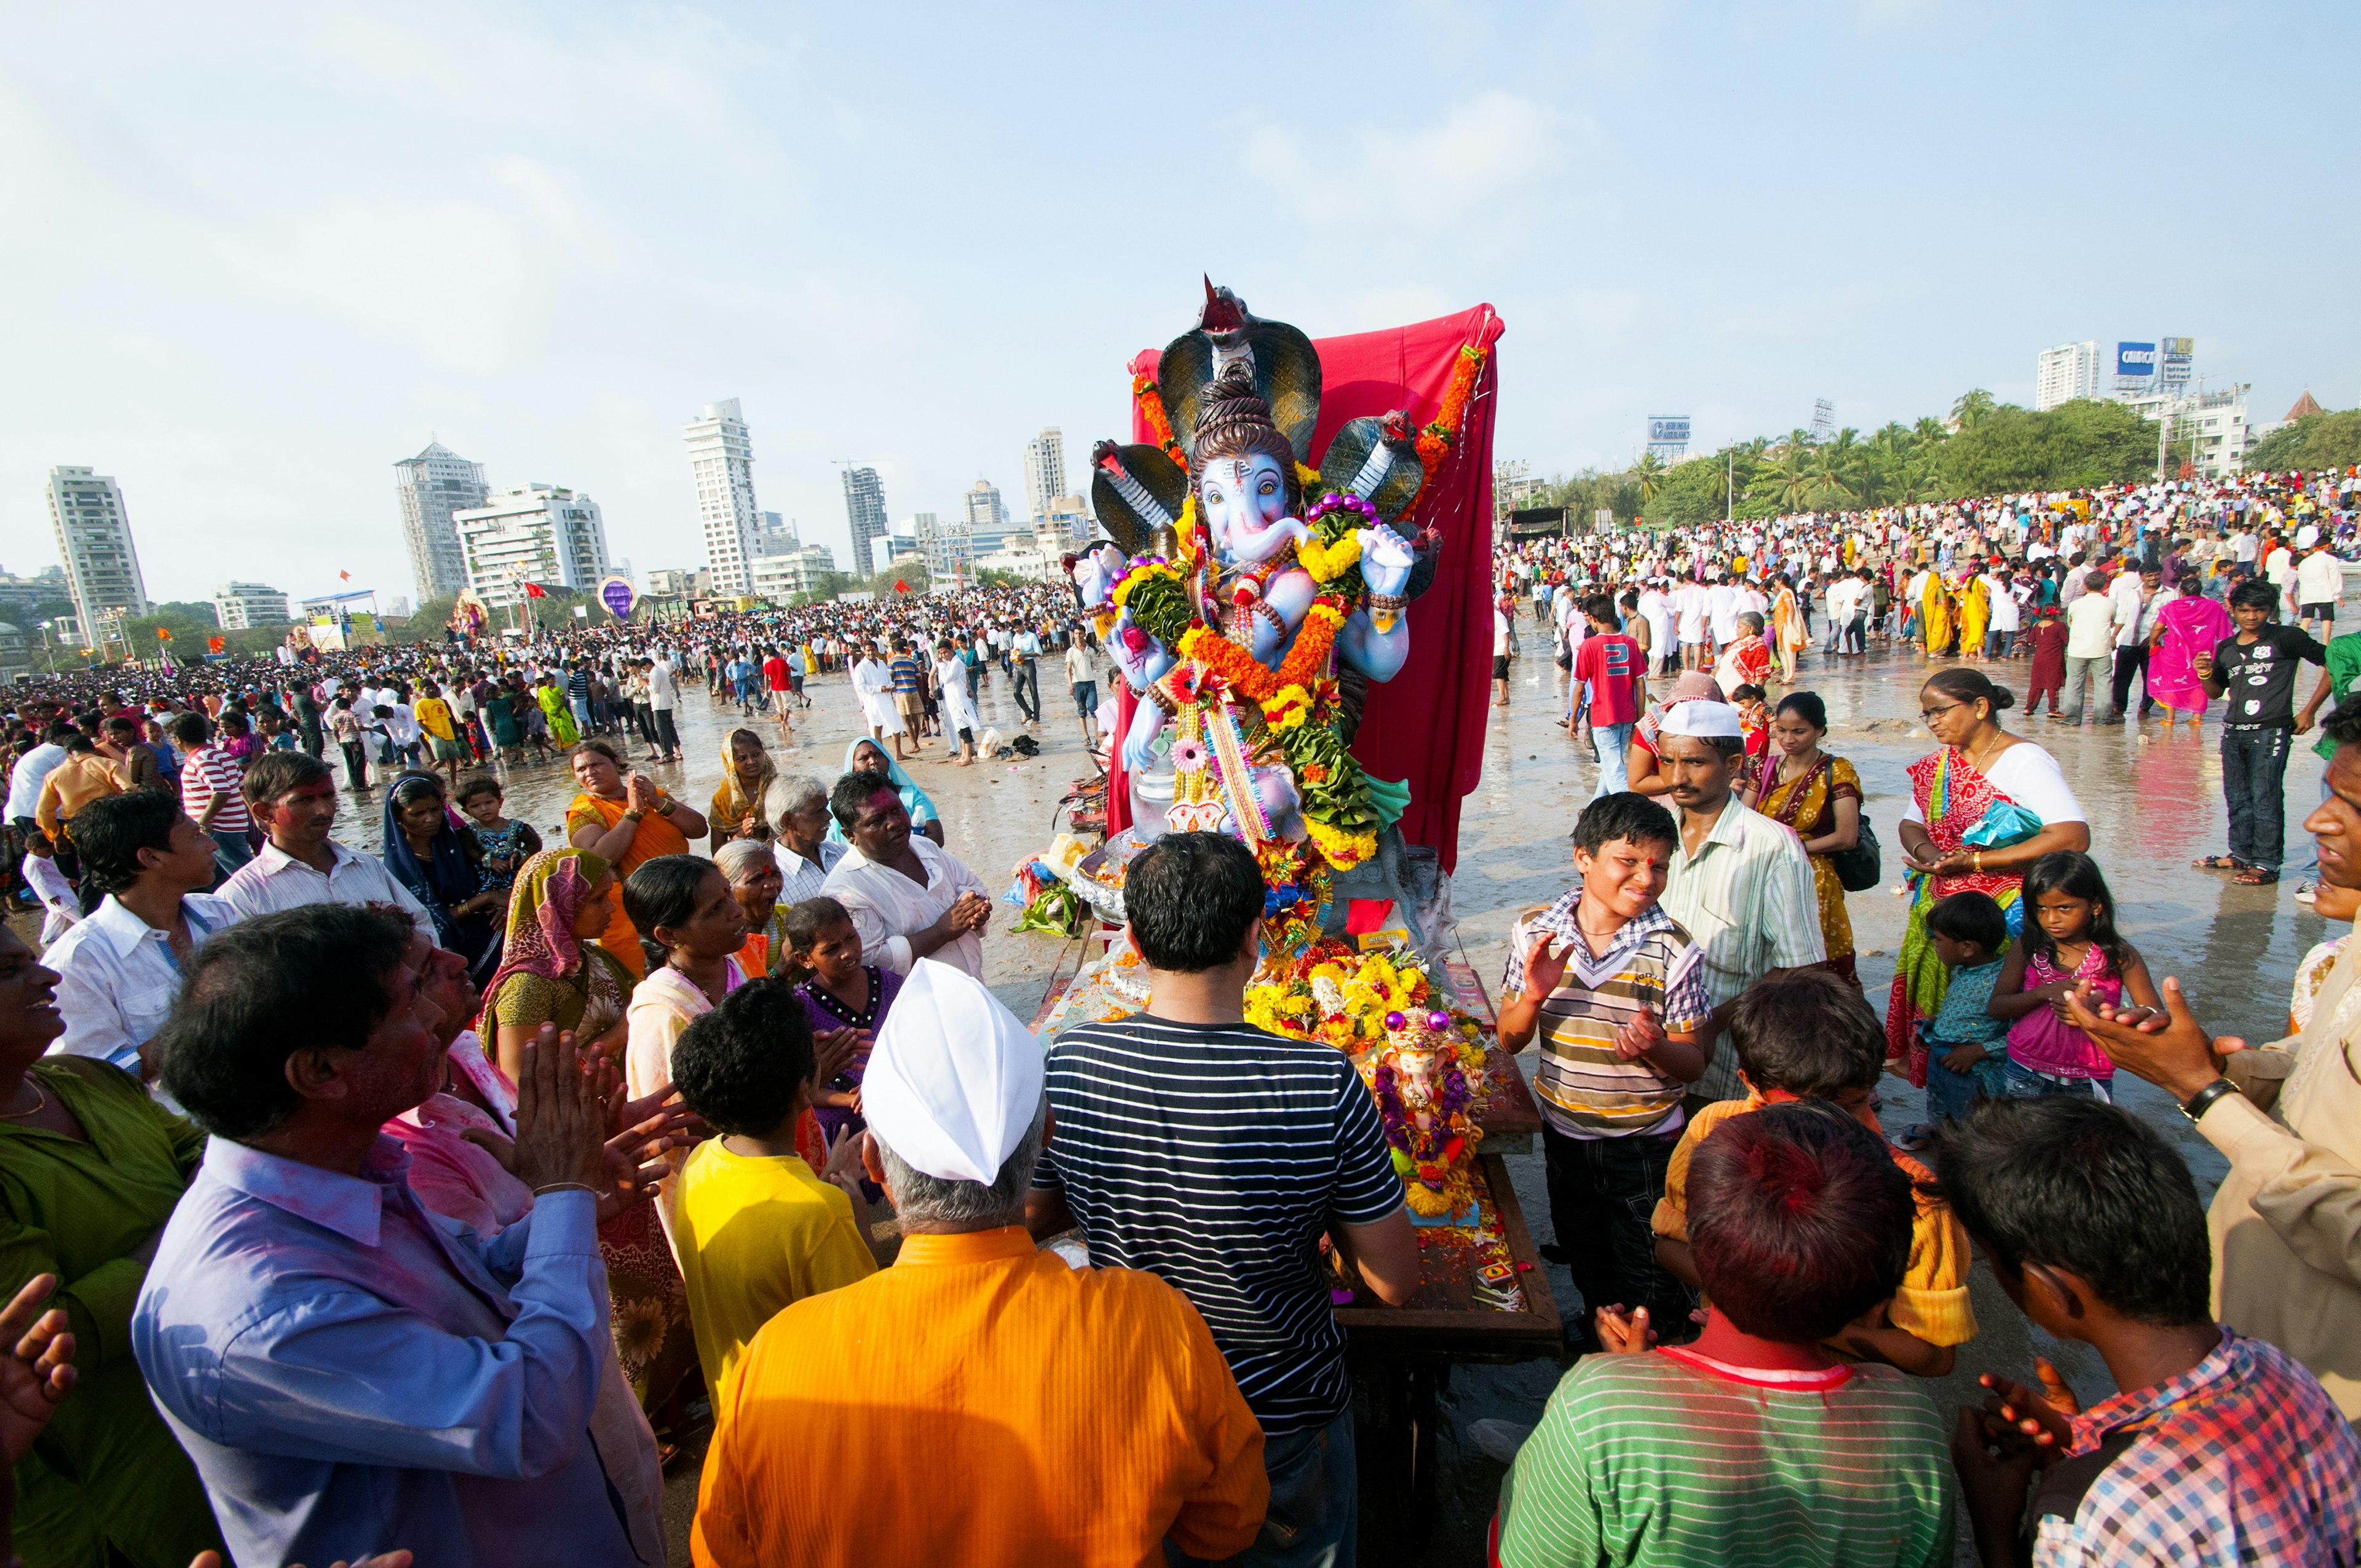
xmin=1888 ymin=669 xmax=2092 ymax=1082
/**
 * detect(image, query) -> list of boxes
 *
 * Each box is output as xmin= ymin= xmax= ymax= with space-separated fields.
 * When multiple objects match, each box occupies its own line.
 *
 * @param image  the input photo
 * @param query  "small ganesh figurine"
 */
xmin=1361 ymin=1007 xmax=1485 ymax=1226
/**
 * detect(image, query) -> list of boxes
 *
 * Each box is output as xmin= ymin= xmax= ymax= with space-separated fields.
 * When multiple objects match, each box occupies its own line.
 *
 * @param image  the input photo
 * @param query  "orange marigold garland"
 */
xmin=1132 ymin=374 xmax=1188 ymax=471
xmin=1399 ymin=341 xmax=1490 ymax=518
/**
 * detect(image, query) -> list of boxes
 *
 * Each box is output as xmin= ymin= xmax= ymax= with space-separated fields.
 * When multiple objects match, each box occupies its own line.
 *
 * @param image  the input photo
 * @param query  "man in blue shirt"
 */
xmin=133 ymin=905 xmax=660 ymax=1568
xmin=1013 ymin=624 xmax=1044 ymax=726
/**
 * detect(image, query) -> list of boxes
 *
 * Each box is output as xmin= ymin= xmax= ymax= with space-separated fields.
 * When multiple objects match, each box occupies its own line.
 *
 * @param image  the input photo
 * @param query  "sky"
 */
xmin=3 ymin=0 xmax=2354 ymax=608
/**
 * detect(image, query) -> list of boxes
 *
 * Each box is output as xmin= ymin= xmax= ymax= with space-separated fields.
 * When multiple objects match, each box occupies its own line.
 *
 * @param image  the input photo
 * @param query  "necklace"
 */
xmin=1964 ymin=729 xmax=2005 ymax=776
xmin=0 ymin=1082 xmax=47 ymax=1120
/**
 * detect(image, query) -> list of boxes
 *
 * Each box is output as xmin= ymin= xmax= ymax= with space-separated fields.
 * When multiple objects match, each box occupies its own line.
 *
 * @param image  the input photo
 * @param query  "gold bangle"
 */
xmin=1972 ymin=850 xmax=1983 ymax=873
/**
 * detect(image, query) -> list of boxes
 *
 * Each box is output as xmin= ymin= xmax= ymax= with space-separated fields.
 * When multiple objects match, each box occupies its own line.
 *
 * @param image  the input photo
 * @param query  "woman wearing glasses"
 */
xmin=1887 ymin=667 xmax=2090 ymax=1081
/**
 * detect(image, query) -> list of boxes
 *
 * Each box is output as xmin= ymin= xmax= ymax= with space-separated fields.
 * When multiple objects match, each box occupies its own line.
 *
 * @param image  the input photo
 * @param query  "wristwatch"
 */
xmin=2180 ymin=1078 xmax=2239 ymax=1124
xmin=621 ymin=809 xmax=644 ymax=823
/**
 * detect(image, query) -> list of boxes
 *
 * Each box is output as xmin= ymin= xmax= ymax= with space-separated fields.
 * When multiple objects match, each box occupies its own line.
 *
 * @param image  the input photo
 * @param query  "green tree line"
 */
xmin=2245 ymin=406 xmax=2361 ymax=473
xmin=1527 ymin=390 xmax=2179 ymax=532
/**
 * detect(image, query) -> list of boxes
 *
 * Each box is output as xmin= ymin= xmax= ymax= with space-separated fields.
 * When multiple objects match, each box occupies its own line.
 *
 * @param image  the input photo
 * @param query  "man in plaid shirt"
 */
xmin=1938 ymin=1098 xmax=2359 ymax=1567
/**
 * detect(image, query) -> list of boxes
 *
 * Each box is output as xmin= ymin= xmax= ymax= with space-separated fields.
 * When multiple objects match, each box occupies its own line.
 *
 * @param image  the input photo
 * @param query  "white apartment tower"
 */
xmin=1022 ymin=427 xmax=1066 ymax=520
xmin=213 ymin=582 xmax=290 ymax=630
xmin=44 ymin=467 xmax=149 ymax=638
xmin=2035 ymin=342 xmax=2104 ymax=412
xmin=452 ymin=485 xmax=612 ymax=608
xmin=684 ymin=399 xmax=761 ymax=595
xmin=392 ymin=441 xmax=489 ymax=604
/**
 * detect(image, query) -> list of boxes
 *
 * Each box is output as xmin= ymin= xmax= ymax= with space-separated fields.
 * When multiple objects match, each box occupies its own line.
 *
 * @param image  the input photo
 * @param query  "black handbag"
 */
xmin=1833 ymin=812 xmax=1882 ymax=892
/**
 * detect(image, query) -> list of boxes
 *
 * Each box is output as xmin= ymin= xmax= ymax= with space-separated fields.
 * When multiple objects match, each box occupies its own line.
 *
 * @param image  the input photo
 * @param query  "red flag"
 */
xmin=207 ymin=635 xmax=225 ymax=654
xmin=155 ymin=627 xmax=172 ymax=641
xmin=523 ymin=582 xmax=547 ymax=599
xmin=893 ymin=579 xmax=909 ymax=594
xmin=339 ymin=570 xmax=352 ymax=582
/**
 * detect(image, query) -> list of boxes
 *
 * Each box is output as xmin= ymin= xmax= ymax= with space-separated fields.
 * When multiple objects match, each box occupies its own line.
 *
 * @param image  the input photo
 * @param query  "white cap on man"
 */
xmin=860 ymin=959 xmax=1043 ymax=1184
xmin=1659 ymin=700 xmax=1745 ymax=740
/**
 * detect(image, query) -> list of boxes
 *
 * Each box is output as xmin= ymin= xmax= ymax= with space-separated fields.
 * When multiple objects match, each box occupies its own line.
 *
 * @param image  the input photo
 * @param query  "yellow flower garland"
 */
xmin=1295 ymin=532 xmax=1361 ymax=585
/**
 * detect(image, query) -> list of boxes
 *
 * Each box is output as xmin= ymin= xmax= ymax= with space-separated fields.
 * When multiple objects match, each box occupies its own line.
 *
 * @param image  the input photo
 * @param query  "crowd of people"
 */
xmin=0 ymin=470 xmax=2359 ymax=1566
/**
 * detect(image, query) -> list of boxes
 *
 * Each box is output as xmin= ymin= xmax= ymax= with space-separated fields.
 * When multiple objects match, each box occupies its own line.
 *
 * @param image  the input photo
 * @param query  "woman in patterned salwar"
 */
xmin=481 ymin=848 xmax=700 ymax=1430
xmin=1737 ymin=692 xmax=1864 ymax=984
xmin=1887 ymin=668 xmax=2089 ymax=1085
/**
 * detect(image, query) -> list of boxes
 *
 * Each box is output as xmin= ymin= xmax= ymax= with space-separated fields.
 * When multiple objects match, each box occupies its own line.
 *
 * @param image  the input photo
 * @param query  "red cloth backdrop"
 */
xmin=1108 ymin=304 xmax=1504 ymax=873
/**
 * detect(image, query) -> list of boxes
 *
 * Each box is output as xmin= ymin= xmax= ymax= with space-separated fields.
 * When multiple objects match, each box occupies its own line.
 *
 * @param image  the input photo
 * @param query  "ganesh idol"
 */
xmin=1072 ymin=282 xmax=1441 ymax=875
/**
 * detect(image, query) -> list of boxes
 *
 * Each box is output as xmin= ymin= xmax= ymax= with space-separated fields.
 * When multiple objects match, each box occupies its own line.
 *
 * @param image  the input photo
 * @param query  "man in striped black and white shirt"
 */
xmin=1028 ymin=832 xmax=1418 ymax=1568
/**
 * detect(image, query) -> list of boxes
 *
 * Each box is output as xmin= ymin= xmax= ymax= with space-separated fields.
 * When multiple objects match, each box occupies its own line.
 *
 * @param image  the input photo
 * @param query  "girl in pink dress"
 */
xmin=1985 ymin=851 xmax=2162 ymax=1101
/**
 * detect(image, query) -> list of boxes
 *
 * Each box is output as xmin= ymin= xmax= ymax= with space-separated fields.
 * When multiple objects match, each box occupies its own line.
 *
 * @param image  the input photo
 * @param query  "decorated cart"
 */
xmin=1018 ymin=284 xmax=1549 ymax=1553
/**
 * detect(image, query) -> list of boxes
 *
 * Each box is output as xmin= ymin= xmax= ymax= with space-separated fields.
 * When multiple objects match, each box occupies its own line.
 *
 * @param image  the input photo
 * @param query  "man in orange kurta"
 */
xmin=689 ymin=960 xmax=1267 ymax=1567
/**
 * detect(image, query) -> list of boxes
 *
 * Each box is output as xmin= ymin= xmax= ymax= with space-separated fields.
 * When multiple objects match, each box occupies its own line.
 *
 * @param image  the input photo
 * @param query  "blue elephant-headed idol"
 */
xmin=1071 ymin=282 xmax=1439 ymax=869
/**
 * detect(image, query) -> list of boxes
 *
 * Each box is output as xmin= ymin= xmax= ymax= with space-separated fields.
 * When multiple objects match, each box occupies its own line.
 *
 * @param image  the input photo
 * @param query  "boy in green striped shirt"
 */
xmin=1493 ymin=1101 xmax=1955 ymax=1567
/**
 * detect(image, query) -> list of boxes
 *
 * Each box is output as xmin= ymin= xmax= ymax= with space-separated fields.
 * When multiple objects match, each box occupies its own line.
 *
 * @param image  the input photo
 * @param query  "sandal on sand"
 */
xmin=2193 ymin=855 xmax=2242 ymax=871
xmin=2234 ymin=866 xmax=2280 ymax=886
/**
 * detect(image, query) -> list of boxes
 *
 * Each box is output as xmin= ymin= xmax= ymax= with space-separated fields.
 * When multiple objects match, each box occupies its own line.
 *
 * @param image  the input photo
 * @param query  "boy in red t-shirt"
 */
xmin=1572 ymin=595 xmax=1645 ymax=801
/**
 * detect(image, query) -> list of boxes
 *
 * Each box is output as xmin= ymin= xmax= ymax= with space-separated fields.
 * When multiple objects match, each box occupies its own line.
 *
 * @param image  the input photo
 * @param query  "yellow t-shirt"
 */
xmin=414 ymin=697 xmax=457 ymax=742
xmin=674 ymin=1136 xmax=877 ymax=1400
xmin=1650 ymin=1095 xmax=1977 ymax=1348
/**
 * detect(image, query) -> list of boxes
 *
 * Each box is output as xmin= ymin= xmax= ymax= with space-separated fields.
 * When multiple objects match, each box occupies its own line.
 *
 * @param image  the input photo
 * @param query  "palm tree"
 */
xmin=1913 ymin=416 xmax=1948 ymax=445
xmin=1951 ymin=389 xmax=1997 ymax=431
xmin=1631 ymin=449 xmax=1667 ymax=502
xmin=1747 ymin=445 xmax=1815 ymax=513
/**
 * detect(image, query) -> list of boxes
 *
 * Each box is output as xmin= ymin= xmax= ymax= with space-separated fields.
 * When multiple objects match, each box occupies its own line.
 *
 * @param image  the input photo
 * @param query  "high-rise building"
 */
xmin=212 ymin=581 xmax=290 ymax=630
xmin=2035 ymin=342 xmax=2104 ymax=411
xmin=451 ymin=485 xmax=612 ymax=608
xmin=963 ymin=478 xmax=1008 ymax=539
xmin=842 ymin=466 xmax=888 ymax=579
xmin=902 ymin=512 xmax=972 ymax=579
xmin=44 ymin=467 xmax=149 ymax=642
xmin=1038 ymin=495 xmax=1096 ymax=553
xmin=392 ymin=441 xmax=488 ymax=605
xmin=754 ymin=510 xmax=799 ymax=557
xmin=684 ymin=399 xmax=762 ymax=595
xmin=1022 ymin=428 xmax=1066 ymax=520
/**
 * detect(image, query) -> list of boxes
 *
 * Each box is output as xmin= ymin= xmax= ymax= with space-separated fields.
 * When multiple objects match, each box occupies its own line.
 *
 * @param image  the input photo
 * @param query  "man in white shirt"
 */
xmin=1671 ymin=580 xmax=1709 ymax=669
xmin=7 ymin=726 xmax=71 ymax=836
xmin=2062 ymin=571 xmax=2119 ymax=723
xmin=44 ymin=790 xmax=241 ymax=1083
xmin=1492 ymin=601 xmax=1512 ymax=705
xmin=1984 ymin=568 xmax=2023 ymax=656
xmin=821 ymin=769 xmax=991 ymax=979
xmin=1706 ymin=577 xmax=1740 ymax=650
xmin=1653 ymin=702 xmax=1825 ymax=1101
xmin=2296 ymin=541 xmax=2344 ymax=639
xmin=2110 ymin=566 xmax=2174 ymax=720
xmin=218 ymin=751 xmax=432 ymax=935
xmin=646 ymin=655 xmax=682 ymax=762
xmin=1636 ymin=585 xmax=1675 ymax=676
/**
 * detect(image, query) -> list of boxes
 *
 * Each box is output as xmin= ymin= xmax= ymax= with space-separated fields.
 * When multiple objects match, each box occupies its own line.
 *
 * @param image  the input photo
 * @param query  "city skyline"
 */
xmin=3 ymin=3 xmax=2354 ymax=603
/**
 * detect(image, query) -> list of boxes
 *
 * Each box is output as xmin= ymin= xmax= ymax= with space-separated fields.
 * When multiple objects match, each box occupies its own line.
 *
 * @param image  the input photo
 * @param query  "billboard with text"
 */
xmin=2116 ymin=341 xmax=2157 ymax=378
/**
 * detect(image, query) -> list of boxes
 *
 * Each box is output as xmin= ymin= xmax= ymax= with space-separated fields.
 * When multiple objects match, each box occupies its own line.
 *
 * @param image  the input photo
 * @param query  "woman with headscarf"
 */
xmin=824 ymin=737 xmax=944 ymax=848
xmin=480 ymin=846 xmax=700 ymax=1431
xmin=708 ymin=728 xmax=776 ymax=855
xmin=381 ymin=772 xmax=500 ymax=977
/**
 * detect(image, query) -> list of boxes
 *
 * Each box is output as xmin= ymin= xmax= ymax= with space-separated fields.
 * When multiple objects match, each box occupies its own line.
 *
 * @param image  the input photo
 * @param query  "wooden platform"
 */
xmin=1331 ymin=1154 xmax=1563 ymax=1359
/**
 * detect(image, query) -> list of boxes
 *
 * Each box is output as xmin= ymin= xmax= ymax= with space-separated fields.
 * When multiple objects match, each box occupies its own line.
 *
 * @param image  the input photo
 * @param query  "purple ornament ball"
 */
xmin=1426 ymin=1009 xmax=1452 ymax=1032
xmin=1384 ymin=1010 xmax=1407 ymax=1031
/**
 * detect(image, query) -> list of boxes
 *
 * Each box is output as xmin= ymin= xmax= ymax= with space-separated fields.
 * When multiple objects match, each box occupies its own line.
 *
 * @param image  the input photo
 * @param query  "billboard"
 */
xmin=1646 ymin=417 xmax=1690 ymax=446
xmin=2116 ymin=341 xmax=2157 ymax=378
xmin=1507 ymin=505 xmax=1567 ymax=539
xmin=2161 ymin=336 xmax=2194 ymax=386
xmin=596 ymin=576 xmax=637 ymax=619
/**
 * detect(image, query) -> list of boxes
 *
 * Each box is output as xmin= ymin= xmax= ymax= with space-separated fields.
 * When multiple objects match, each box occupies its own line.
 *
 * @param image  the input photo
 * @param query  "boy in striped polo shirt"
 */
xmin=1493 ymin=1104 xmax=1955 ymax=1567
xmin=1498 ymin=792 xmax=1712 ymax=1347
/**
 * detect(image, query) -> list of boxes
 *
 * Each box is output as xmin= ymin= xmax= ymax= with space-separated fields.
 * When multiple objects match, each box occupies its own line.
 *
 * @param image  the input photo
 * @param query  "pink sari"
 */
xmin=2149 ymin=594 xmax=2233 ymax=714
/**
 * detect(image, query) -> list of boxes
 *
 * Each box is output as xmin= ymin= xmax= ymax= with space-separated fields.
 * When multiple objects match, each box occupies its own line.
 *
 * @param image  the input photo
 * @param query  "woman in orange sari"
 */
xmin=1736 ymin=691 xmax=1863 ymax=983
xmin=566 ymin=739 xmax=708 ymax=979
